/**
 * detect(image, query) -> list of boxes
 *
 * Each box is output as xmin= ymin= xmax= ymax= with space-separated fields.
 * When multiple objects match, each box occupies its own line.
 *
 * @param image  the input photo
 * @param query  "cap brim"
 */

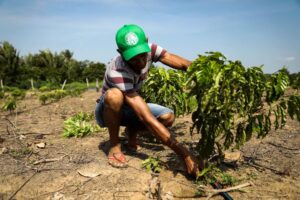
xmin=122 ymin=43 xmax=150 ymax=61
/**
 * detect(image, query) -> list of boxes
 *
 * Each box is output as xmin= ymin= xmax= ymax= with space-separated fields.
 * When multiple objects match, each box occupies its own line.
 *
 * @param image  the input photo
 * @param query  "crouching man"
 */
xmin=95 ymin=24 xmax=204 ymax=177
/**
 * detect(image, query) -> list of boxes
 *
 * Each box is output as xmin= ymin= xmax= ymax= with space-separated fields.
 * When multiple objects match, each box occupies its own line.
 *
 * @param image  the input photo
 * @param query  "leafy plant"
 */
xmin=39 ymin=86 xmax=51 ymax=92
xmin=38 ymin=89 xmax=68 ymax=104
xmin=39 ymin=93 xmax=48 ymax=105
xmin=71 ymin=111 xmax=94 ymax=121
xmin=2 ymin=97 xmax=17 ymax=112
xmin=291 ymin=73 xmax=300 ymax=89
xmin=38 ymin=84 xmax=88 ymax=105
xmin=63 ymin=119 xmax=95 ymax=138
xmin=62 ymin=112 xmax=101 ymax=138
xmin=196 ymin=164 xmax=237 ymax=186
xmin=64 ymin=82 xmax=87 ymax=91
xmin=141 ymin=67 xmax=192 ymax=116
xmin=51 ymin=89 xmax=68 ymax=100
xmin=186 ymin=52 xmax=300 ymax=159
xmin=142 ymin=156 xmax=162 ymax=173
xmin=3 ymin=86 xmax=19 ymax=92
xmin=11 ymin=88 xmax=26 ymax=99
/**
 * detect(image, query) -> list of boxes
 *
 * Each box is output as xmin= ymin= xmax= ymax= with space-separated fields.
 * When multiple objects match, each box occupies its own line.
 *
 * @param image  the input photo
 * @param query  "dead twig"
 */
xmin=18 ymin=167 xmax=73 ymax=175
xmin=113 ymin=190 xmax=143 ymax=199
xmin=5 ymin=118 xmax=27 ymax=147
xmin=71 ymin=177 xmax=94 ymax=193
xmin=197 ymin=181 xmax=253 ymax=200
xmin=21 ymin=132 xmax=52 ymax=136
xmin=8 ymin=171 xmax=38 ymax=200
xmin=246 ymin=160 xmax=288 ymax=175
xmin=5 ymin=118 xmax=17 ymax=129
xmin=6 ymin=124 xmax=12 ymax=135
xmin=266 ymin=142 xmax=300 ymax=151
xmin=33 ymin=155 xmax=67 ymax=165
xmin=248 ymin=194 xmax=289 ymax=199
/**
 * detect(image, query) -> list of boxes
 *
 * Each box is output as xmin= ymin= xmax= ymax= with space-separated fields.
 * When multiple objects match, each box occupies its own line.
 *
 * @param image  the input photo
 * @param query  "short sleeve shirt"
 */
xmin=101 ymin=43 xmax=166 ymax=95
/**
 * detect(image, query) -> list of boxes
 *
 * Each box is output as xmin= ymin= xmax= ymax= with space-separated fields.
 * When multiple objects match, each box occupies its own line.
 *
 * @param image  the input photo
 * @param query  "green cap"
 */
xmin=116 ymin=24 xmax=150 ymax=61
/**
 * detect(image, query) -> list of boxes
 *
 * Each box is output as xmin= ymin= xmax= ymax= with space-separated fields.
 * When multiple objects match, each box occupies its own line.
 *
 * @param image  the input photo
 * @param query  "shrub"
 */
xmin=186 ymin=52 xmax=300 ymax=159
xmin=11 ymin=89 xmax=26 ymax=99
xmin=39 ymin=86 xmax=51 ymax=92
xmin=38 ymin=89 xmax=68 ymax=104
xmin=65 ymin=82 xmax=87 ymax=91
xmin=2 ymin=97 xmax=17 ymax=112
xmin=39 ymin=94 xmax=48 ymax=105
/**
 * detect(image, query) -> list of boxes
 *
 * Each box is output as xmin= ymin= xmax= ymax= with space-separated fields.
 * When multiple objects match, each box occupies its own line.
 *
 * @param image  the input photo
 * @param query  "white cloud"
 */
xmin=285 ymin=56 xmax=296 ymax=61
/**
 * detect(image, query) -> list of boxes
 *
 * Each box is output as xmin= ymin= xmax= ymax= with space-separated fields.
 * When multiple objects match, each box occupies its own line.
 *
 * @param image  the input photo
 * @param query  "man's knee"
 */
xmin=104 ymin=88 xmax=124 ymax=109
xmin=158 ymin=112 xmax=175 ymax=127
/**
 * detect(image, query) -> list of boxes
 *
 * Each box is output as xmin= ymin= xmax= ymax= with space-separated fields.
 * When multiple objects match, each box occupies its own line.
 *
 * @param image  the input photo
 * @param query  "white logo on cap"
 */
xmin=125 ymin=32 xmax=138 ymax=46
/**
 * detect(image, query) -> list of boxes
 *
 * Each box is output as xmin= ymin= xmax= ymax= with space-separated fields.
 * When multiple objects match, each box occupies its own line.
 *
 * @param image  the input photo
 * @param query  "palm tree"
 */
xmin=0 ymin=41 xmax=20 ymax=85
xmin=60 ymin=49 xmax=73 ymax=62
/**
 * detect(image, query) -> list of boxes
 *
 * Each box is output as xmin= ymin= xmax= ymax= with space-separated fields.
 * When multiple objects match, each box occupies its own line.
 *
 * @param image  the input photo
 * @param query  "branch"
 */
xmin=266 ymin=142 xmax=300 ymax=151
xmin=5 ymin=118 xmax=17 ymax=129
xmin=33 ymin=155 xmax=66 ymax=165
xmin=8 ymin=171 xmax=38 ymax=200
xmin=198 ymin=182 xmax=253 ymax=199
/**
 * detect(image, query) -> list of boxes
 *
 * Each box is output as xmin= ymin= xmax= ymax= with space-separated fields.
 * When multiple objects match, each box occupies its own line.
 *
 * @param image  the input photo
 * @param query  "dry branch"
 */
xmin=33 ymin=155 xmax=66 ymax=165
xmin=197 ymin=182 xmax=253 ymax=199
xmin=8 ymin=171 xmax=38 ymax=200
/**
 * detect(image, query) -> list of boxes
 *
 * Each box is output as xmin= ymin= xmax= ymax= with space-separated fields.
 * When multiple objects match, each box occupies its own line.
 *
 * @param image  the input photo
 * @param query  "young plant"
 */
xmin=2 ymin=97 xmax=17 ymax=112
xmin=71 ymin=111 xmax=94 ymax=121
xmin=39 ymin=93 xmax=49 ymax=104
xmin=39 ymin=86 xmax=51 ymax=92
xmin=196 ymin=164 xmax=237 ymax=186
xmin=11 ymin=88 xmax=26 ymax=100
xmin=62 ymin=112 xmax=101 ymax=138
xmin=186 ymin=52 xmax=300 ymax=159
xmin=63 ymin=119 xmax=95 ymax=138
xmin=142 ymin=156 xmax=162 ymax=173
xmin=38 ymin=89 xmax=68 ymax=104
xmin=0 ymin=91 xmax=4 ymax=99
xmin=51 ymin=89 xmax=67 ymax=101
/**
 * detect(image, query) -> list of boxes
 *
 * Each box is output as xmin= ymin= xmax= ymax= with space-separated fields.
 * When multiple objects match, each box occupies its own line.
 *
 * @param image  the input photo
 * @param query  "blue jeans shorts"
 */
xmin=95 ymin=93 xmax=174 ymax=128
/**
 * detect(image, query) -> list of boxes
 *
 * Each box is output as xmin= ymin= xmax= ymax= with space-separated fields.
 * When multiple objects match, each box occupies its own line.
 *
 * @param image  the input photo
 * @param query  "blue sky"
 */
xmin=0 ymin=0 xmax=299 ymax=73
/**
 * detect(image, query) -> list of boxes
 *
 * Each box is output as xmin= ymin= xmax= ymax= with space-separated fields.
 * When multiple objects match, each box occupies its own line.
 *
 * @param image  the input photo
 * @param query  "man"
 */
xmin=95 ymin=24 xmax=203 ymax=177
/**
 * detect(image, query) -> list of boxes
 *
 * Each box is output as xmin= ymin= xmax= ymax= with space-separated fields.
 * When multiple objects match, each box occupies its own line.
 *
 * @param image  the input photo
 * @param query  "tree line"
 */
xmin=0 ymin=41 xmax=106 ymax=89
xmin=1 ymin=40 xmax=299 ymax=90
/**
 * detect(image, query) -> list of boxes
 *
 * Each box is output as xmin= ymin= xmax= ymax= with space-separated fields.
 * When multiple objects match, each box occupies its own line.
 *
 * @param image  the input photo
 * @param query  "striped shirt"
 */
xmin=101 ymin=43 xmax=166 ymax=95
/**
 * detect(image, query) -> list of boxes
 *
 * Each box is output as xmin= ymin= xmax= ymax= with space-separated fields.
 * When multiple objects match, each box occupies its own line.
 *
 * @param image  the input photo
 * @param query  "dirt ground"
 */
xmin=0 ymin=90 xmax=299 ymax=200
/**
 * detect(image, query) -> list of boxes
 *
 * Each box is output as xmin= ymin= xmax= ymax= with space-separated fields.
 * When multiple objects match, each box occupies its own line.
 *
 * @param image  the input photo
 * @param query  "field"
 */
xmin=0 ymin=90 xmax=300 ymax=200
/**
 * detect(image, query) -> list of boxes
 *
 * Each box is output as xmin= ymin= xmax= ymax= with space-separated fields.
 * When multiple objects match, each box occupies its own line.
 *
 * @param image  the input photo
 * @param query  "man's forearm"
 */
xmin=143 ymin=118 xmax=204 ymax=170
xmin=160 ymin=52 xmax=192 ymax=71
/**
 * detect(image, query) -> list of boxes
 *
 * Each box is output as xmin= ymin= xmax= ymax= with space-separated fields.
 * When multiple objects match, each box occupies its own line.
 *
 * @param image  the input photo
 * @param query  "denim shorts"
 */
xmin=95 ymin=93 xmax=174 ymax=127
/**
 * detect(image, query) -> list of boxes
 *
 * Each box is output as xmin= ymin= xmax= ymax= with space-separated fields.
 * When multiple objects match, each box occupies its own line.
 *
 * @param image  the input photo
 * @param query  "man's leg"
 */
xmin=155 ymin=113 xmax=204 ymax=176
xmin=127 ymin=111 xmax=203 ymax=176
xmin=126 ymin=112 xmax=175 ymax=150
xmin=102 ymin=88 xmax=126 ymax=166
